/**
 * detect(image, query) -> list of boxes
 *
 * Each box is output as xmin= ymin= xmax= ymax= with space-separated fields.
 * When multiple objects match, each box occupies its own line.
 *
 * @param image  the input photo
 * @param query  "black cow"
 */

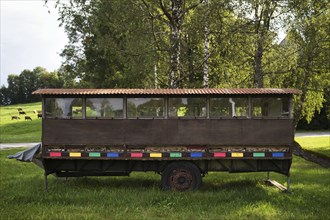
xmin=25 ymin=116 xmax=32 ymax=121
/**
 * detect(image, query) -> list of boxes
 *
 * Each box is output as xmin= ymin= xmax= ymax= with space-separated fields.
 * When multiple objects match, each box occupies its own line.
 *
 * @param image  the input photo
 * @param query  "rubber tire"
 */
xmin=161 ymin=161 xmax=202 ymax=191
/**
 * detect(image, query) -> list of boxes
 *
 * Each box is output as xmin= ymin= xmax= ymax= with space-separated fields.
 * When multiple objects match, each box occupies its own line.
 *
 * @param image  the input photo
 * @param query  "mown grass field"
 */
xmin=295 ymin=136 xmax=330 ymax=158
xmin=0 ymin=102 xmax=42 ymax=143
xmin=1 ymin=148 xmax=329 ymax=219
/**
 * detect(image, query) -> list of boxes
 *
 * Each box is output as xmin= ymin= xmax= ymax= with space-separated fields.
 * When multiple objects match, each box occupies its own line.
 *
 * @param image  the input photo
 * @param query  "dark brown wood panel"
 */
xmin=209 ymin=119 xmax=243 ymax=145
xmin=43 ymin=119 xmax=294 ymax=146
xmin=241 ymin=120 xmax=293 ymax=145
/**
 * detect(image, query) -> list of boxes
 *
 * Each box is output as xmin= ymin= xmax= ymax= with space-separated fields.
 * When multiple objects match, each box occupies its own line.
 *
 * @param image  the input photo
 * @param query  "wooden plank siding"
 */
xmin=43 ymin=119 xmax=293 ymax=146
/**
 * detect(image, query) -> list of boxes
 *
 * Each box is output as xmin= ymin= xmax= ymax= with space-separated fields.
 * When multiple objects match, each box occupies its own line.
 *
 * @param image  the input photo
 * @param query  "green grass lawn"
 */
xmin=1 ymin=103 xmax=329 ymax=219
xmin=0 ymin=102 xmax=42 ymax=143
xmin=295 ymin=136 xmax=330 ymax=158
xmin=1 ymin=148 xmax=329 ymax=219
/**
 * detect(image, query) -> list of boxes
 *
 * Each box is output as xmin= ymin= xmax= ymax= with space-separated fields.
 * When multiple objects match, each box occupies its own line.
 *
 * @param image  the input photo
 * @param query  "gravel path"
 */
xmin=295 ymin=131 xmax=329 ymax=137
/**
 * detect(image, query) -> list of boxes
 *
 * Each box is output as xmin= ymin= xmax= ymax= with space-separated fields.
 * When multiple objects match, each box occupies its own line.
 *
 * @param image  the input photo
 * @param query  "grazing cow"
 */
xmin=25 ymin=116 xmax=32 ymax=121
xmin=37 ymin=113 xmax=42 ymax=119
xmin=37 ymin=110 xmax=42 ymax=114
xmin=17 ymin=108 xmax=23 ymax=111
xmin=11 ymin=116 xmax=20 ymax=120
xmin=19 ymin=111 xmax=26 ymax=115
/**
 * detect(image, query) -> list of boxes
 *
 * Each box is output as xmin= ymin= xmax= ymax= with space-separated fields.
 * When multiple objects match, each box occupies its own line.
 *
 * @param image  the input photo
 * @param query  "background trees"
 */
xmin=288 ymin=0 xmax=329 ymax=127
xmin=0 ymin=67 xmax=65 ymax=105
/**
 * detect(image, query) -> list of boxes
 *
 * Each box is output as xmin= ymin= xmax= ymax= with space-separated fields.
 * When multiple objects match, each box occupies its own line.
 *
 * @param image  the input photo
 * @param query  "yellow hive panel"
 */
xmin=150 ymin=153 xmax=162 ymax=158
xmin=69 ymin=152 xmax=81 ymax=157
xmin=231 ymin=152 xmax=244 ymax=157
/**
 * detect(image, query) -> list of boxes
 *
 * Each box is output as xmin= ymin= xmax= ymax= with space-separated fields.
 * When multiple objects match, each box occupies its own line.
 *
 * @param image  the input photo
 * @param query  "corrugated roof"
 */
xmin=32 ymin=88 xmax=301 ymax=95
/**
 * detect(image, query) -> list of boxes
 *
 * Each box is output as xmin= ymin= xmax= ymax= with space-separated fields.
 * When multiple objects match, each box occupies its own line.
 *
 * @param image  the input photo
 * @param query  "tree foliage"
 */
xmin=277 ymin=0 xmax=329 ymax=126
xmin=56 ymin=0 xmax=159 ymax=88
xmin=0 ymin=67 xmax=66 ymax=105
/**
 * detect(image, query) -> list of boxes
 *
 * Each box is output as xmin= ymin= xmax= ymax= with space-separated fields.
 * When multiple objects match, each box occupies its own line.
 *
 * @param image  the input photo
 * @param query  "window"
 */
xmin=86 ymin=98 xmax=123 ymax=118
xmin=45 ymin=98 xmax=82 ymax=118
xmin=252 ymin=97 xmax=290 ymax=118
xmin=168 ymin=97 xmax=206 ymax=117
xmin=127 ymin=98 xmax=164 ymax=118
xmin=210 ymin=98 xmax=248 ymax=118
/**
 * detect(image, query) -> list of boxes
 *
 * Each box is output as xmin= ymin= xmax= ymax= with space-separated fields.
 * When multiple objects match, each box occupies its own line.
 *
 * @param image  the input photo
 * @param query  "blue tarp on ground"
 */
xmin=7 ymin=144 xmax=41 ymax=162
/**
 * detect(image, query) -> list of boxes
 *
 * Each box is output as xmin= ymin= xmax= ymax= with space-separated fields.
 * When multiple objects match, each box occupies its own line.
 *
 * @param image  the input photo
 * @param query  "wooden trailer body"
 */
xmin=32 ymin=88 xmax=300 ymax=191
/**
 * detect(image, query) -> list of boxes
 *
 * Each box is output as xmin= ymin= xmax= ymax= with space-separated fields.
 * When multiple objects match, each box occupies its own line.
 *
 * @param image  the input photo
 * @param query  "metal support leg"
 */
xmin=44 ymin=173 xmax=48 ymax=191
xmin=267 ymin=172 xmax=270 ymax=180
xmin=287 ymin=173 xmax=290 ymax=192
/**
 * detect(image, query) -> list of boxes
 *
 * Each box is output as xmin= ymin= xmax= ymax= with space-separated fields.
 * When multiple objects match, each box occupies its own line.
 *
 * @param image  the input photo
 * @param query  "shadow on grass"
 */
xmin=46 ymin=173 xmax=270 ymax=193
xmin=49 ymin=174 xmax=161 ymax=191
xmin=201 ymin=178 xmax=261 ymax=191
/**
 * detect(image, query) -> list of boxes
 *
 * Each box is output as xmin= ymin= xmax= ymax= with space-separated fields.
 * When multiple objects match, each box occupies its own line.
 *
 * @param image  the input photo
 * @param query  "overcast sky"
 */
xmin=0 ymin=0 xmax=68 ymax=86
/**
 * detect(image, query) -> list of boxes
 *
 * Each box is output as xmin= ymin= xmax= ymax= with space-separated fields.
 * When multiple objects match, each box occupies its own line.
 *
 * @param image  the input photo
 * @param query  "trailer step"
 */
xmin=264 ymin=179 xmax=289 ymax=192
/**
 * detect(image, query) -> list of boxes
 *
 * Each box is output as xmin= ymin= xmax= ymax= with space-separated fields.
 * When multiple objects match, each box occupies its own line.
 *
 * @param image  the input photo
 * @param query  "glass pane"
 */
xmin=127 ymin=98 xmax=164 ymax=118
xmin=86 ymin=98 xmax=123 ymax=118
xmin=168 ymin=97 xmax=207 ymax=117
xmin=252 ymin=97 xmax=290 ymax=118
xmin=210 ymin=98 xmax=248 ymax=118
xmin=210 ymin=98 xmax=230 ymax=117
xmin=45 ymin=98 xmax=82 ymax=118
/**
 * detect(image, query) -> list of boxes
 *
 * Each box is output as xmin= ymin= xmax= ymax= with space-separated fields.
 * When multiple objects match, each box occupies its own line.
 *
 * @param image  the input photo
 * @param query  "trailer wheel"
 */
xmin=161 ymin=162 xmax=201 ymax=191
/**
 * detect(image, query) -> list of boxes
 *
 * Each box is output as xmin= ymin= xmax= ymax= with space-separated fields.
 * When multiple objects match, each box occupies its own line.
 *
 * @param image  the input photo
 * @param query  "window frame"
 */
xmin=44 ymin=96 xmax=84 ymax=119
xmin=167 ymin=96 xmax=207 ymax=118
xmin=209 ymin=96 xmax=249 ymax=119
xmin=126 ymin=96 xmax=165 ymax=119
xmin=251 ymin=95 xmax=291 ymax=119
xmin=85 ymin=97 xmax=124 ymax=119
xmin=42 ymin=94 xmax=293 ymax=120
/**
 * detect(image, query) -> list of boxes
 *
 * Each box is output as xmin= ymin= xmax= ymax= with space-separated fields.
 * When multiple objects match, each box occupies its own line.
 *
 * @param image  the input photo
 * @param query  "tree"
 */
xmin=203 ymin=0 xmax=210 ymax=88
xmin=57 ymin=0 xmax=158 ymax=88
xmin=288 ymin=0 xmax=330 ymax=127
xmin=6 ymin=74 xmax=24 ymax=104
xmin=159 ymin=0 xmax=204 ymax=88
xmin=56 ymin=0 xmax=207 ymax=88
xmin=0 ymin=86 xmax=11 ymax=105
xmin=262 ymin=0 xmax=329 ymax=128
xmin=0 ymin=67 xmax=66 ymax=105
xmin=197 ymin=0 xmax=253 ymax=88
xmin=233 ymin=0 xmax=291 ymax=88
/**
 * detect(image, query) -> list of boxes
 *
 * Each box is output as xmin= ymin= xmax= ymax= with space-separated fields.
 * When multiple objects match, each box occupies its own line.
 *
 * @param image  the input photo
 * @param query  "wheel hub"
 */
xmin=169 ymin=169 xmax=193 ymax=191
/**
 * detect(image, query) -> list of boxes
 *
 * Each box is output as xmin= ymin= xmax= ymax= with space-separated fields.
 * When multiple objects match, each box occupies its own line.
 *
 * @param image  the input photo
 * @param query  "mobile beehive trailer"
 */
xmin=31 ymin=88 xmax=301 ymax=191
